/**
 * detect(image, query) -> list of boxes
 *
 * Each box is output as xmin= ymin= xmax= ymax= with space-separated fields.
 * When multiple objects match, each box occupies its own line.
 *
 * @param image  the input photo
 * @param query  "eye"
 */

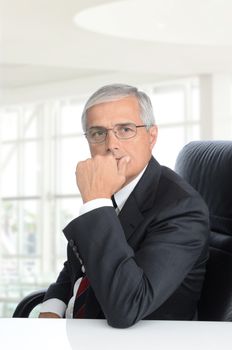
xmin=118 ymin=125 xmax=134 ymax=133
xmin=122 ymin=126 xmax=132 ymax=132
xmin=117 ymin=124 xmax=135 ymax=136
xmin=89 ymin=128 xmax=106 ymax=138
xmin=93 ymin=130 xmax=105 ymax=136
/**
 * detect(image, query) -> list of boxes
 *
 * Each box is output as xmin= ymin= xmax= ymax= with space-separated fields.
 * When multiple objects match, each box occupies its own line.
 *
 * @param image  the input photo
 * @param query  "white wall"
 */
xmin=199 ymin=74 xmax=232 ymax=140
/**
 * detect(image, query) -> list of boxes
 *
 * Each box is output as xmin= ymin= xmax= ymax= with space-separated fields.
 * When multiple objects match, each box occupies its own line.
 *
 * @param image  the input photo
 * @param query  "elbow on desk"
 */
xmin=106 ymin=312 xmax=139 ymax=329
xmin=107 ymin=318 xmax=137 ymax=329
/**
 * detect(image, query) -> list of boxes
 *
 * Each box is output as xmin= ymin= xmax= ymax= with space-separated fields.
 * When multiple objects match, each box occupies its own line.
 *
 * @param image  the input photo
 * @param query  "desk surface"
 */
xmin=1 ymin=318 xmax=232 ymax=350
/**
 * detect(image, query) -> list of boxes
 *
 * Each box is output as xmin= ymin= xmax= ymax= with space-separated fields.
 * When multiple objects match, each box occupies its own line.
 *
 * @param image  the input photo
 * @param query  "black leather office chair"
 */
xmin=175 ymin=140 xmax=232 ymax=321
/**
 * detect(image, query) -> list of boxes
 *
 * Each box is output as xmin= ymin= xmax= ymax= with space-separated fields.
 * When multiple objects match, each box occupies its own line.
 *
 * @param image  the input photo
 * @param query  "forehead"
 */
xmin=86 ymin=96 xmax=142 ymax=127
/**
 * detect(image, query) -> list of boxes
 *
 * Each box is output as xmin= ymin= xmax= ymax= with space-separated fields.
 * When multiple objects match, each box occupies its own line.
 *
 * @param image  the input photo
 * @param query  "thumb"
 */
xmin=117 ymin=156 xmax=130 ymax=177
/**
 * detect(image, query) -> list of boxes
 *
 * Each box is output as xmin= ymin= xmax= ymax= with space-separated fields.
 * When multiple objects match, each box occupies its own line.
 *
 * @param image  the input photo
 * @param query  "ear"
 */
xmin=148 ymin=125 xmax=158 ymax=150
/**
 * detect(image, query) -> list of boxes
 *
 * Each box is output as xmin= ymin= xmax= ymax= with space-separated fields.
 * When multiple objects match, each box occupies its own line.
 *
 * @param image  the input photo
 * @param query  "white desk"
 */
xmin=1 ymin=318 xmax=232 ymax=350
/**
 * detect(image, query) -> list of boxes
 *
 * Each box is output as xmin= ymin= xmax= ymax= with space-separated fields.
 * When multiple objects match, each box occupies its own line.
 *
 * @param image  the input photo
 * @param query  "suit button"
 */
xmin=73 ymin=249 xmax=80 ymax=259
xmin=72 ymin=245 xmax=78 ymax=252
xmin=69 ymin=239 xmax=74 ymax=247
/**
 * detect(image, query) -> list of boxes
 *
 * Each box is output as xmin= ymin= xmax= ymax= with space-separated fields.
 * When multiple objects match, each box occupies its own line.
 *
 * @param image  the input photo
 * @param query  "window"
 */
xmin=0 ymin=99 xmax=88 ymax=316
xmin=144 ymin=79 xmax=200 ymax=168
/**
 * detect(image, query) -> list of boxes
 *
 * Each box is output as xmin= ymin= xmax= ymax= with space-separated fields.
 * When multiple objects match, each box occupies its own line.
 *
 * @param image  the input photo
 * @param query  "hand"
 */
xmin=76 ymin=154 xmax=130 ymax=203
xmin=39 ymin=312 xmax=61 ymax=318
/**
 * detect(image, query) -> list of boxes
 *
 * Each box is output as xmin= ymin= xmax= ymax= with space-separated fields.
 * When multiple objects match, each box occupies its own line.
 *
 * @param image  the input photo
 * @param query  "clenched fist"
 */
xmin=76 ymin=154 xmax=130 ymax=203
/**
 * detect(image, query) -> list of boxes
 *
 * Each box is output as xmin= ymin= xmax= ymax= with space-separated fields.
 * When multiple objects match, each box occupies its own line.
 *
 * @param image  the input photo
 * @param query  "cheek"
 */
xmin=89 ymin=144 xmax=106 ymax=157
xmin=128 ymin=139 xmax=150 ymax=157
xmin=127 ymin=141 xmax=152 ymax=167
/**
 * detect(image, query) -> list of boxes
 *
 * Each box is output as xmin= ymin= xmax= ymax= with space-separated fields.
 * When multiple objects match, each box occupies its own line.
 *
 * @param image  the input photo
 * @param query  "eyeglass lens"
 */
xmin=86 ymin=123 xmax=139 ymax=143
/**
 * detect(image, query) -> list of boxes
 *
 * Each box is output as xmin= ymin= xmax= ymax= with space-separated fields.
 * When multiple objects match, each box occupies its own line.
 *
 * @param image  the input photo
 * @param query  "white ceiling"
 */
xmin=1 ymin=0 xmax=232 ymax=91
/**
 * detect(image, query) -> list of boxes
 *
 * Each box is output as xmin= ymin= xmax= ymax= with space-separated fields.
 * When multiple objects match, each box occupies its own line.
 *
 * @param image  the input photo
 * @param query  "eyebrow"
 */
xmin=88 ymin=122 xmax=135 ymax=129
xmin=88 ymin=125 xmax=105 ymax=129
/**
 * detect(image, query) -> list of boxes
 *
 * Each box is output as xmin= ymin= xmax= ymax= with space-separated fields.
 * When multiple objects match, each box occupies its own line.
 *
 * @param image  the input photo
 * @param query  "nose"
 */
xmin=105 ymin=129 xmax=120 ymax=153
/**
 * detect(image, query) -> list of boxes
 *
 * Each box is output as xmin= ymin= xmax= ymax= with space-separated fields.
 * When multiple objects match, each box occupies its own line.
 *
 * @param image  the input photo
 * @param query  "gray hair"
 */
xmin=81 ymin=83 xmax=155 ymax=131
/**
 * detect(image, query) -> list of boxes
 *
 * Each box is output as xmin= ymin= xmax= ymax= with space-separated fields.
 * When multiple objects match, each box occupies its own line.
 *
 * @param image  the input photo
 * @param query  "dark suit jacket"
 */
xmin=44 ymin=156 xmax=210 ymax=328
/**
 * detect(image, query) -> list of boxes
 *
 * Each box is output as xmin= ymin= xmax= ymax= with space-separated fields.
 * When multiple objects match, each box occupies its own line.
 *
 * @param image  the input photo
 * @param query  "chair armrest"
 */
xmin=12 ymin=289 xmax=47 ymax=318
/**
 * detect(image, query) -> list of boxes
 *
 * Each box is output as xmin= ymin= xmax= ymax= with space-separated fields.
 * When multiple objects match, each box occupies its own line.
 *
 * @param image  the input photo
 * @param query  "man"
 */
xmin=40 ymin=84 xmax=209 ymax=328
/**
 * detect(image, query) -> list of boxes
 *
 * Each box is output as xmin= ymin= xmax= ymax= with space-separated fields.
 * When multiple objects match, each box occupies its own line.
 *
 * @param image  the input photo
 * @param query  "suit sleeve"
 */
xmin=42 ymin=260 xmax=72 ymax=305
xmin=63 ymin=194 xmax=209 ymax=328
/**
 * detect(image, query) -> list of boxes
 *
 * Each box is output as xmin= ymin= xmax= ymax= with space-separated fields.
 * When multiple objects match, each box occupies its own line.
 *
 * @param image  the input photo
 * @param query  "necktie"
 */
xmin=111 ymin=195 xmax=117 ymax=209
xmin=74 ymin=275 xmax=90 ymax=318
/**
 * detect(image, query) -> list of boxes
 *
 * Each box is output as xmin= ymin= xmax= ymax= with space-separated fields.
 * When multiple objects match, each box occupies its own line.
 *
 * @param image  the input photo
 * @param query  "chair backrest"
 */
xmin=175 ymin=141 xmax=232 ymax=321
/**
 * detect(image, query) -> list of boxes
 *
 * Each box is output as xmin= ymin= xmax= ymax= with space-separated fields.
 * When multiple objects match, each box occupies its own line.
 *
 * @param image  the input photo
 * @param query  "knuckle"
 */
xmin=94 ymin=154 xmax=101 ymax=160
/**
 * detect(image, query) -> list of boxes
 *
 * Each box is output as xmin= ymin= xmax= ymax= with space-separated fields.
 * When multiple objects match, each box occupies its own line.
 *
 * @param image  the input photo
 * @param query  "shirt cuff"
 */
xmin=40 ymin=298 xmax=67 ymax=318
xmin=79 ymin=198 xmax=113 ymax=216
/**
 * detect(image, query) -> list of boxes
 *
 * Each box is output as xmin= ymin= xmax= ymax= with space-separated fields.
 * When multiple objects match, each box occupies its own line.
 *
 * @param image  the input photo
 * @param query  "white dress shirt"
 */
xmin=40 ymin=166 xmax=147 ymax=318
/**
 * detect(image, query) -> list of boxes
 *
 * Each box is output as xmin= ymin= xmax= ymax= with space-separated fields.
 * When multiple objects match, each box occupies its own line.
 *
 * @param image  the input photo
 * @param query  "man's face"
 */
xmin=85 ymin=96 xmax=158 ymax=185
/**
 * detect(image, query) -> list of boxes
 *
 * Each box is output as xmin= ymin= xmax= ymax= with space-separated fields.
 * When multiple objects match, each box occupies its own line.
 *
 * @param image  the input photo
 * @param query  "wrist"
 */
xmin=82 ymin=193 xmax=111 ymax=203
xmin=83 ymin=196 xmax=111 ymax=204
xmin=79 ymin=198 xmax=113 ymax=216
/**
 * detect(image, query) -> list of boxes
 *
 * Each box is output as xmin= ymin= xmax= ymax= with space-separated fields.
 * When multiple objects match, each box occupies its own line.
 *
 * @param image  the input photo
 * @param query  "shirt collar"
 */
xmin=114 ymin=165 xmax=147 ymax=212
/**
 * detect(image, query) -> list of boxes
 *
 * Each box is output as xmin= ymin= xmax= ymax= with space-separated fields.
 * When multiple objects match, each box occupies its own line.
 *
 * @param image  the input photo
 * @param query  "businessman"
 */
xmin=40 ymin=84 xmax=209 ymax=328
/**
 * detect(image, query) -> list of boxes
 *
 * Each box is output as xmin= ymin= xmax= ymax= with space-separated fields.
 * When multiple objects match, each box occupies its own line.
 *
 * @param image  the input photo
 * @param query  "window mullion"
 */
xmin=18 ymin=108 xmax=24 ymax=282
xmin=40 ymin=102 xmax=56 ymax=282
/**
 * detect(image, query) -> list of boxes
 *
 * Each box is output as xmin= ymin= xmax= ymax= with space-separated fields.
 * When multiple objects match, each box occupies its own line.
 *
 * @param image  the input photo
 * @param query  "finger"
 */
xmin=117 ymin=156 xmax=130 ymax=176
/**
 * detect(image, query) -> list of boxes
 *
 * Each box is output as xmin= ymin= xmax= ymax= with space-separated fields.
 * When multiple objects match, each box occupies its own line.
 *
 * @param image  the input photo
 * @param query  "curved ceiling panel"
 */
xmin=74 ymin=0 xmax=232 ymax=46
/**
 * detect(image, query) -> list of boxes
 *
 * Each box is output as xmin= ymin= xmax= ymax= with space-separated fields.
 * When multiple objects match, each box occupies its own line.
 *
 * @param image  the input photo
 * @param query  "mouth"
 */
xmin=115 ymin=156 xmax=131 ymax=165
xmin=112 ymin=153 xmax=130 ymax=163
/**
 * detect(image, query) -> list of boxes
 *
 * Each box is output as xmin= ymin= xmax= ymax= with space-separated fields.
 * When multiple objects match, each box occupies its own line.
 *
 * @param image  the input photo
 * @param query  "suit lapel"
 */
xmin=118 ymin=195 xmax=144 ymax=241
xmin=119 ymin=156 xmax=161 ymax=241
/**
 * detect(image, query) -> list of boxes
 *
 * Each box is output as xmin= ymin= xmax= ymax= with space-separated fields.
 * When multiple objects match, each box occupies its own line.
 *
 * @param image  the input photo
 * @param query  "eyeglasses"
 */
xmin=84 ymin=123 xmax=148 ymax=144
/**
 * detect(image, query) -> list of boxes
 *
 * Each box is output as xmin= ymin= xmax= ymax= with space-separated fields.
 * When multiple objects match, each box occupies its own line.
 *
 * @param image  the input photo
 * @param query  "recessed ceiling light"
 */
xmin=74 ymin=0 xmax=232 ymax=46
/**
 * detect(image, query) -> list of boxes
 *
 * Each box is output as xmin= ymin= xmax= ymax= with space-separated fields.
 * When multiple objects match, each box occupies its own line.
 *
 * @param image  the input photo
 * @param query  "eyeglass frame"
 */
xmin=84 ymin=123 xmax=150 ymax=144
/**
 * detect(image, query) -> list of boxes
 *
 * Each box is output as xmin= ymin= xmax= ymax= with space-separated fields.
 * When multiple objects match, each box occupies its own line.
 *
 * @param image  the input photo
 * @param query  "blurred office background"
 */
xmin=0 ymin=0 xmax=232 ymax=317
